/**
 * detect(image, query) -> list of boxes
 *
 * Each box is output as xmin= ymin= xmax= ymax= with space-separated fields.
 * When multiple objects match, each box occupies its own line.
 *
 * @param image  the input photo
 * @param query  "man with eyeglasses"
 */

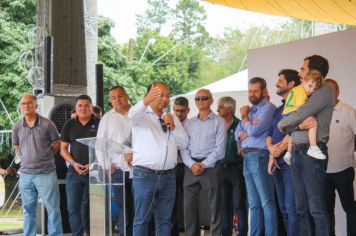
xmin=235 ymin=77 xmax=277 ymax=236
xmin=127 ymin=81 xmax=188 ymax=235
xmin=12 ymin=94 xmax=63 ymax=235
xmin=171 ymin=96 xmax=190 ymax=235
xmin=181 ymin=89 xmax=227 ymax=236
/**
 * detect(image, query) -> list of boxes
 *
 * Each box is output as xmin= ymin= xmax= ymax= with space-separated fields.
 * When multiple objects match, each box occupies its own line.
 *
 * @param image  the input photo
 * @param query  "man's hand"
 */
xmin=240 ymin=105 xmax=250 ymax=120
xmin=191 ymin=163 xmax=204 ymax=176
xmin=73 ymin=162 xmax=86 ymax=175
xmin=163 ymin=113 xmax=175 ymax=130
xmin=239 ymin=131 xmax=248 ymax=141
xmin=143 ymin=85 xmax=162 ymax=106
xmin=298 ymin=116 xmax=317 ymax=130
xmin=269 ymin=143 xmax=283 ymax=158
xmin=268 ymin=156 xmax=281 ymax=175
xmin=81 ymin=164 xmax=89 ymax=176
xmin=124 ymin=153 xmax=133 ymax=167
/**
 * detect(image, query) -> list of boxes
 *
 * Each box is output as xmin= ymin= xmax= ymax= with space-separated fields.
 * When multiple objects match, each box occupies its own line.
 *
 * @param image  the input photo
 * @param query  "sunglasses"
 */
xmin=159 ymin=118 xmax=168 ymax=133
xmin=194 ymin=96 xmax=210 ymax=101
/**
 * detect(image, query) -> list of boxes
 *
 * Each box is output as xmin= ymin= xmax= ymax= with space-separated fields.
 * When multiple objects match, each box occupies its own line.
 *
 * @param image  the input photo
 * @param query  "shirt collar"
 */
xmin=334 ymin=100 xmax=343 ymax=111
xmin=251 ymin=98 xmax=268 ymax=112
xmin=22 ymin=114 xmax=40 ymax=127
xmin=193 ymin=111 xmax=214 ymax=121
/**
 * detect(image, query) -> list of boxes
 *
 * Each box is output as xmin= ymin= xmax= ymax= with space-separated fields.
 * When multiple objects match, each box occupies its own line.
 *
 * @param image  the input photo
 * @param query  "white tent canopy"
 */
xmin=187 ymin=69 xmax=248 ymax=94
xmin=172 ymin=69 xmax=249 ymax=118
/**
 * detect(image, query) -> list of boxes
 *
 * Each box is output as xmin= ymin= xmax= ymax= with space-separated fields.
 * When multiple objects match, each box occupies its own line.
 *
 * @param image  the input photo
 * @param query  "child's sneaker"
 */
xmin=283 ymin=152 xmax=292 ymax=165
xmin=307 ymin=146 xmax=326 ymax=159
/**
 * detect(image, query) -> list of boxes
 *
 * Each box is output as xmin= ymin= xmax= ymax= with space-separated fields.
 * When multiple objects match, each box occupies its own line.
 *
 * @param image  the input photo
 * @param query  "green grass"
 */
xmin=0 ymin=219 xmax=23 ymax=230
xmin=0 ymin=208 xmax=22 ymax=218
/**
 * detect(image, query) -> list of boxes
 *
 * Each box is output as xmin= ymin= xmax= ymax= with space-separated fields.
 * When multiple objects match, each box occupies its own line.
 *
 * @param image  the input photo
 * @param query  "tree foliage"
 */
xmin=0 ymin=0 xmax=36 ymax=129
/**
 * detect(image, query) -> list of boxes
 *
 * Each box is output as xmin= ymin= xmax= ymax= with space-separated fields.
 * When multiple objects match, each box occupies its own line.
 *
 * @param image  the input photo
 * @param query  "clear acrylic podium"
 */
xmin=77 ymin=137 xmax=130 ymax=236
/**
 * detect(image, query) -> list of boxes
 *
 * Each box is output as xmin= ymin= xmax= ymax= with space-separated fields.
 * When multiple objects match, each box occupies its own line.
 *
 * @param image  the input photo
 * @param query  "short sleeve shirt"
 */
xmin=283 ymin=85 xmax=308 ymax=115
xmin=12 ymin=115 xmax=59 ymax=174
xmin=61 ymin=116 xmax=100 ymax=165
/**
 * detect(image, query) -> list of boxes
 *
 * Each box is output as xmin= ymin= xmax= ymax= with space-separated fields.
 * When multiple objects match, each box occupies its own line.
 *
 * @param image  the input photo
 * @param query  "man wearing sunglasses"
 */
xmin=235 ymin=77 xmax=277 ymax=236
xmin=127 ymin=82 xmax=188 ymax=235
xmin=181 ymin=89 xmax=227 ymax=236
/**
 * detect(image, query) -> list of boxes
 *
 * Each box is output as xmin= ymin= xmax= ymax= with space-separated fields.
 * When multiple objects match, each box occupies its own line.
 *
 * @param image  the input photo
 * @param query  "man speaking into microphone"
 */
xmin=126 ymin=81 xmax=188 ymax=236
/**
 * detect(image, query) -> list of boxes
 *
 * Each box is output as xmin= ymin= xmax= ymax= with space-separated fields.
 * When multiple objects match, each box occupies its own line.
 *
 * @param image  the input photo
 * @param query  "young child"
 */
xmin=283 ymin=70 xmax=326 ymax=165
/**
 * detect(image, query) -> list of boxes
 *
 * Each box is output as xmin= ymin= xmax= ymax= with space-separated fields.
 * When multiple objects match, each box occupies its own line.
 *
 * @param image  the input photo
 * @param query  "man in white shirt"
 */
xmin=127 ymin=81 xmax=188 ymax=235
xmin=325 ymin=79 xmax=356 ymax=236
xmin=96 ymin=85 xmax=133 ymax=236
xmin=171 ymin=96 xmax=190 ymax=235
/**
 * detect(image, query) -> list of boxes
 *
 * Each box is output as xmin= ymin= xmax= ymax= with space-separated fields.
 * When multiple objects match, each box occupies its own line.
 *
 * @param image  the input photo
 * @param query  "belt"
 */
xmin=134 ymin=165 xmax=175 ymax=175
xmin=242 ymin=147 xmax=264 ymax=155
xmin=292 ymin=142 xmax=326 ymax=151
xmin=192 ymin=157 xmax=206 ymax=162
xmin=220 ymin=163 xmax=242 ymax=169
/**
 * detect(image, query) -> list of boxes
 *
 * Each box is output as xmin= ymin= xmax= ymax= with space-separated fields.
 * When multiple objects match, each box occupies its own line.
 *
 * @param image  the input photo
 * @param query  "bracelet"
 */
xmin=70 ymin=160 xmax=76 ymax=166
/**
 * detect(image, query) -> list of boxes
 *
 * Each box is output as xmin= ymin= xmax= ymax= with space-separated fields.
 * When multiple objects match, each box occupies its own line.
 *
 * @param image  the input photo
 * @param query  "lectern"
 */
xmin=77 ymin=137 xmax=130 ymax=236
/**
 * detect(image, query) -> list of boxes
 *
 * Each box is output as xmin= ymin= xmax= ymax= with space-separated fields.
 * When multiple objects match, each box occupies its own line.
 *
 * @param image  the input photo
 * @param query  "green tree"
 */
xmin=136 ymin=0 xmax=171 ymax=34
xmin=0 ymin=0 xmax=36 ymax=129
xmin=171 ymin=0 xmax=209 ymax=43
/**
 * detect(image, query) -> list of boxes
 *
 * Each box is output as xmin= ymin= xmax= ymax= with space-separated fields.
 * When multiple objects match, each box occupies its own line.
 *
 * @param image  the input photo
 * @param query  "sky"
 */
xmin=97 ymin=0 xmax=290 ymax=44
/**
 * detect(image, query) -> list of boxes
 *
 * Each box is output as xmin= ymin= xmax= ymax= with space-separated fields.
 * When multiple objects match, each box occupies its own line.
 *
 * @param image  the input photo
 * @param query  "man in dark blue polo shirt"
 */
xmin=60 ymin=95 xmax=100 ymax=236
xmin=267 ymin=69 xmax=300 ymax=236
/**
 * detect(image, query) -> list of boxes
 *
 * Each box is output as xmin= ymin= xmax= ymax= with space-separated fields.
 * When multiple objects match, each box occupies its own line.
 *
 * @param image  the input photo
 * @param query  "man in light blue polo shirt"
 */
xmin=181 ymin=89 xmax=227 ymax=236
xmin=235 ymin=77 xmax=277 ymax=236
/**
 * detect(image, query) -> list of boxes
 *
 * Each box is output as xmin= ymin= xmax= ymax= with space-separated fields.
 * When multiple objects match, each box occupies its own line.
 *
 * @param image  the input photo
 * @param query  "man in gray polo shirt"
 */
xmin=12 ymin=94 xmax=63 ymax=236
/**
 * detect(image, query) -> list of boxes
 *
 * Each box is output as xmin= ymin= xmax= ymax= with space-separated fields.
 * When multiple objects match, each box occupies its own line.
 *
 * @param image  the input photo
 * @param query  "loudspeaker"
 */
xmin=96 ymin=64 xmax=104 ymax=110
xmin=45 ymin=36 xmax=53 ymax=94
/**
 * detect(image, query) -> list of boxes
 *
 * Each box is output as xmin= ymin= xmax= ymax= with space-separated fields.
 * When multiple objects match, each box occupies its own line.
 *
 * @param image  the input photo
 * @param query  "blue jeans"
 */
xmin=243 ymin=150 xmax=277 ymax=236
xmin=66 ymin=171 xmax=89 ymax=236
xmin=220 ymin=165 xmax=248 ymax=236
xmin=273 ymin=161 xmax=298 ymax=236
xmin=19 ymin=171 xmax=63 ymax=236
xmin=291 ymin=145 xmax=329 ymax=236
xmin=112 ymin=170 xmax=134 ymax=236
xmin=132 ymin=166 xmax=176 ymax=236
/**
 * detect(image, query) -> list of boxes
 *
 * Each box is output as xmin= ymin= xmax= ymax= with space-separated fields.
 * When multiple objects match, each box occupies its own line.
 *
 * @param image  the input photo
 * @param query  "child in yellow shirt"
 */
xmin=283 ymin=70 xmax=326 ymax=164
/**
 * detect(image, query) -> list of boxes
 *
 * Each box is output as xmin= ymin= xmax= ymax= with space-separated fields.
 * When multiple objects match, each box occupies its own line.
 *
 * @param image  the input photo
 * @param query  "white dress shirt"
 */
xmin=96 ymin=108 xmax=132 ymax=170
xmin=128 ymin=101 xmax=188 ymax=170
xmin=327 ymin=100 xmax=356 ymax=173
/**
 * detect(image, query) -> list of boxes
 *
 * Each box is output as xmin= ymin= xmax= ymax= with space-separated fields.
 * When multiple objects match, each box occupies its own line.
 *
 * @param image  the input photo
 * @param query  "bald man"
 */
xmin=12 ymin=94 xmax=63 ymax=235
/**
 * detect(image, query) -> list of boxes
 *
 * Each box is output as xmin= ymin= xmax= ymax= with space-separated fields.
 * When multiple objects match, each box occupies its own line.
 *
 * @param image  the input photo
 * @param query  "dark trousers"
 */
xmin=66 ymin=171 xmax=89 ymax=236
xmin=220 ymin=164 xmax=248 ymax=236
xmin=326 ymin=167 xmax=356 ymax=236
xmin=171 ymin=163 xmax=185 ymax=236
xmin=291 ymin=144 xmax=329 ymax=236
xmin=184 ymin=165 xmax=222 ymax=236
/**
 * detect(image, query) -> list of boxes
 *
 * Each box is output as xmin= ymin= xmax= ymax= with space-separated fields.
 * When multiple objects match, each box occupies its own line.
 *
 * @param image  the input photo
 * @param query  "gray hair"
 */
xmin=219 ymin=96 xmax=236 ymax=113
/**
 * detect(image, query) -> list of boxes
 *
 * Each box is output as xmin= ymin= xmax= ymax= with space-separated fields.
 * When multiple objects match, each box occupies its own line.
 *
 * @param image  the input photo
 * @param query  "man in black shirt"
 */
xmin=60 ymin=95 xmax=100 ymax=236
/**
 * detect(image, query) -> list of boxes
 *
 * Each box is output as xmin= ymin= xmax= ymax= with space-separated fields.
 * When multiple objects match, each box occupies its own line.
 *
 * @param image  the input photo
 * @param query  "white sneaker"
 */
xmin=283 ymin=152 xmax=292 ymax=165
xmin=307 ymin=146 xmax=326 ymax=160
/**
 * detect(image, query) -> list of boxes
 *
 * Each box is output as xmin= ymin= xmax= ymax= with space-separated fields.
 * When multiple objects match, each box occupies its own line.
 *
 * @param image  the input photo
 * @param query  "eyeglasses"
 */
xmin=194 ymin=96 xmax=210 ymax=101
xmin=158 ymin=118 xmax=168 ymax=133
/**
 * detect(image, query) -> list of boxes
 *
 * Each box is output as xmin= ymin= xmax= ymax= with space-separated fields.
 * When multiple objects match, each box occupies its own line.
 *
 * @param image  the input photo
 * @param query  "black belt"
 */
xmin=292 ymin=142 xmax=326 ymax=151
xmin=192 ymin=157 xmax=206 ymax=162
xmin=134 ymin=165 xmax=175 ymax=175
xmin=242 ymin=147 xmax=264 ymax=155
xmin=220 ymin=163 xmax=242 ymax=169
